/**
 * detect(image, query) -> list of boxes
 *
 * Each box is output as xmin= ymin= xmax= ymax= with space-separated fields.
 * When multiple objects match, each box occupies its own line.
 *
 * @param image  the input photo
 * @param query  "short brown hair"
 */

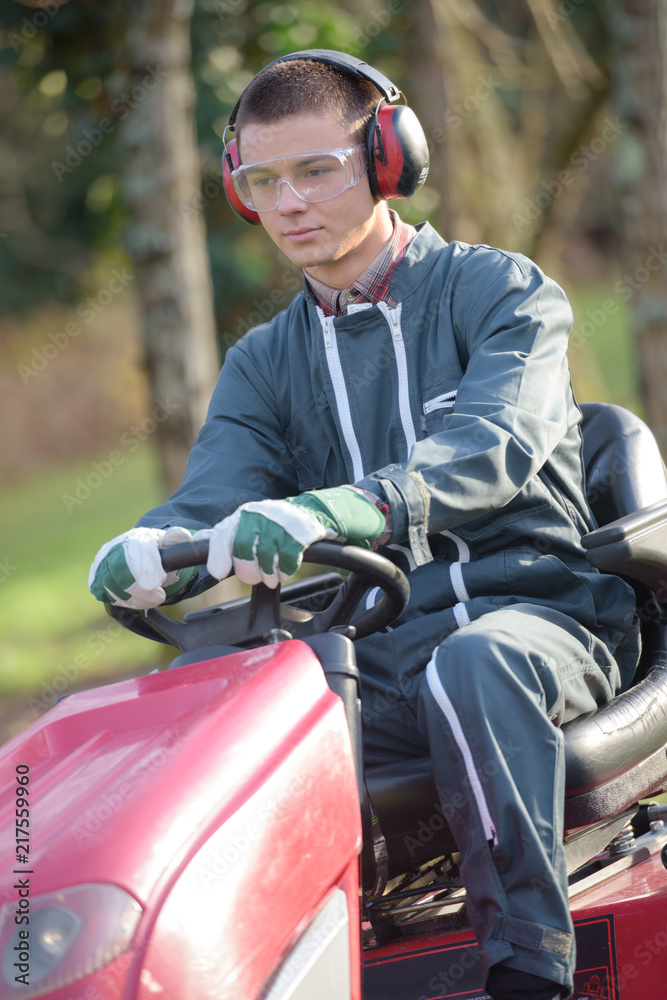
xmin=235 ymin=58 xmax=380 ymax=155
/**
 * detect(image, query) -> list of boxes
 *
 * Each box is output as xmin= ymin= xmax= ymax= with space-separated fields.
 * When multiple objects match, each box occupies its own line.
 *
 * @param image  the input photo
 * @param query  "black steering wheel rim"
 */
xmin=107 ymin=538 xmax=410 ymax=651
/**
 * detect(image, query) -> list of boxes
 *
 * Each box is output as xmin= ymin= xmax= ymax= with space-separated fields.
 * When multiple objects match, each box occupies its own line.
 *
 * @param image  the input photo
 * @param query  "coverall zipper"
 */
xmin=319 ymin=310 xmax=365 ymax=482
xmin=318 ymin=303 xmax=418 ymax=481
xmin=423 ymin=390 xmax=458 ymax=413
xmin=378 ymin=302 xmax=417 ymax=458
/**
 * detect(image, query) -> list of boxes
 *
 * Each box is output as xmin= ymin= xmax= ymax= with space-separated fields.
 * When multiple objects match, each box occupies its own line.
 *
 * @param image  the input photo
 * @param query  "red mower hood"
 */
xmin=0 ymin=641 xmax=357 ymax=907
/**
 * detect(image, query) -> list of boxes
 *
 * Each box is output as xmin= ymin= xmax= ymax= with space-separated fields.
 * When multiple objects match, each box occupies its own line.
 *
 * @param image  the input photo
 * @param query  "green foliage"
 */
xmin=0 ymin=0 xmax=420 ymax=352
xmin=0 ymin=4 xmax=126 ymax=310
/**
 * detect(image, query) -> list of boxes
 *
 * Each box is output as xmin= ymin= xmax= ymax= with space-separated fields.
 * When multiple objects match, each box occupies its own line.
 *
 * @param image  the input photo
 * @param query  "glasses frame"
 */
xmin=230 ymin=144 xmax=369 ymax=212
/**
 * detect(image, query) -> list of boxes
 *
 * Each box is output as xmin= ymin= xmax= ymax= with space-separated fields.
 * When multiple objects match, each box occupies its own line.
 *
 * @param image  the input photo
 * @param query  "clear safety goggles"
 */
xmin=231 ymin=144 xmax=368 ymax=212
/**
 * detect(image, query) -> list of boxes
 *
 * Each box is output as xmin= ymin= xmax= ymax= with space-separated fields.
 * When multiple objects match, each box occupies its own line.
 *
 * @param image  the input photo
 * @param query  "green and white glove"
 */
xmin=203 ymin=486 xmax=386 ymax=589
xmin=89 ymin=526 xmax=197 ymax=609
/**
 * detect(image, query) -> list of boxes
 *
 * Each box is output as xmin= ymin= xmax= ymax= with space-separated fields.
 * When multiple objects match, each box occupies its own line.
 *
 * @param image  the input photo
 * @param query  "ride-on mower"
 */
xmin=2 ymin=401 xmax=667 ymax=1000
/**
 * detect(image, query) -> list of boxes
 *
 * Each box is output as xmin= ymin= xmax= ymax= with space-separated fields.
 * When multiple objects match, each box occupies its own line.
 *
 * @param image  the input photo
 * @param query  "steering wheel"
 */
xmin=107 ymin=538 xmax=410 ymax=653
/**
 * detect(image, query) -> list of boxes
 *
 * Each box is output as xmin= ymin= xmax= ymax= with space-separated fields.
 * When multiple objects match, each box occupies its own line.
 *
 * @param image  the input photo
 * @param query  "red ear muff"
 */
xmin=367 ymin=104 xmax=430 ymax=201
xmin=222 ymin=137 xmax=262 ymax=226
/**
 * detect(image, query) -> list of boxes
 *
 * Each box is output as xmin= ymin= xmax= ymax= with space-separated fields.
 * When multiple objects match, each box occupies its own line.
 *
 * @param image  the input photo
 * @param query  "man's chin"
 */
xmin=281 ymin=243 xmax=333 ymax=270
xmin=276 ymin=233 xmax=355 ymax=278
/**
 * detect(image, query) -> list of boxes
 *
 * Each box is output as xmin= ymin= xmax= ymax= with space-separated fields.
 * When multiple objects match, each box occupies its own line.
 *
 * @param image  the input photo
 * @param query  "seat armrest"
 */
xmin=582 ymin=498 xmax=667 ymax=596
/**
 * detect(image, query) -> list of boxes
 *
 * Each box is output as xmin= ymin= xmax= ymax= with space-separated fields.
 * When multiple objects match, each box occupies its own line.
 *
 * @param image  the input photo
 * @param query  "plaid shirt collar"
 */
xmin=304 ymin=209 xmax=417 ymax=317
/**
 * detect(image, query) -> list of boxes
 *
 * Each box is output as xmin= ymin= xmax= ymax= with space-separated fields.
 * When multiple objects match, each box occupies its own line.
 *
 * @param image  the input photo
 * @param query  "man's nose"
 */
xmin=276 ymin=178 xmax=307 ymax=212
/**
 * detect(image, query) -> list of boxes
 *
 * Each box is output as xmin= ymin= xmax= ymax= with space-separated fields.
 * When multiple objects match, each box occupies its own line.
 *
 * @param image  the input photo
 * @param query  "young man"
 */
xmin=89 ymin=51 xmax=639 ymax=1000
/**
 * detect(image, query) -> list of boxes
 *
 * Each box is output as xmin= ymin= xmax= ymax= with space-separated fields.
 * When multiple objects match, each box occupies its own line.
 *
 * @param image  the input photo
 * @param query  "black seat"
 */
xmin=363 ymin=402 xmax=667 ymax=881
xmin=579 ymin=401 xmax=667 ymax=525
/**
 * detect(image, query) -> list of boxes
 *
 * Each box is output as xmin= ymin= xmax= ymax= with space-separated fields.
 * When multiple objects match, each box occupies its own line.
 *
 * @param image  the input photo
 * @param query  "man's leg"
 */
xmin=416 ymin=603 xmax=621 ymax=998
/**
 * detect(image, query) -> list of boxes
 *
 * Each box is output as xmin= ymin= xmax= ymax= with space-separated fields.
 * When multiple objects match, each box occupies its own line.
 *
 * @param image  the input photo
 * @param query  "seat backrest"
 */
xmin=580 ymin=402 xmax=667 ymax=526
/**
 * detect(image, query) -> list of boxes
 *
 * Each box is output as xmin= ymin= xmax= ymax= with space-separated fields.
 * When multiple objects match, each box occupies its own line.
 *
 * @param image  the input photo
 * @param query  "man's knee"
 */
xmin=433 ymin=621 xmax=516 ymax=682
xmin=427 ymin=616 xmax=548 ymax=708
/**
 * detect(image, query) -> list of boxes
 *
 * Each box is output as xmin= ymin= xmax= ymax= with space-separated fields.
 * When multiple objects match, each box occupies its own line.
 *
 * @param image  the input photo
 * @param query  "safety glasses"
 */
xmin=230 ymin=144 xmax=368 ymax=212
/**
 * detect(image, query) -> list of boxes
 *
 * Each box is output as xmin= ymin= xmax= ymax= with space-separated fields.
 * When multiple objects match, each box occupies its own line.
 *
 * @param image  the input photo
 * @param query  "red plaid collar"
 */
xmin=305 ymin=210 xmax=417 ymax=317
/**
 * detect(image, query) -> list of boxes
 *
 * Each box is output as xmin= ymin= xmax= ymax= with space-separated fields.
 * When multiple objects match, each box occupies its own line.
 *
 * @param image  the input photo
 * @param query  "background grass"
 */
xmin=0 ymin=448 xmax=165 ymax=710
xmin=567 ymin=283 xmax=642 ymax=414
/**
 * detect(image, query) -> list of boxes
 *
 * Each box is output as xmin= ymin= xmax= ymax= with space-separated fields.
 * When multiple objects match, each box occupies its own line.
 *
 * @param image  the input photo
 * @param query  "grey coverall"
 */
xmin=137 ymin=224 xmax=639 ymax=992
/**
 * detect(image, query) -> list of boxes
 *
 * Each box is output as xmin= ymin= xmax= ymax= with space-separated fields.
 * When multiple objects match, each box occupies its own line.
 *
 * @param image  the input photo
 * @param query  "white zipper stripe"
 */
xmin=378 ymin=302 xmax=417 ymax=458
xmin=426 ymin=653 xmax=497 ymax=845
xmin=441 ymin=529 xmax=471 ymax=604
xmin=318 ymin=309 xmax=365 ymax=482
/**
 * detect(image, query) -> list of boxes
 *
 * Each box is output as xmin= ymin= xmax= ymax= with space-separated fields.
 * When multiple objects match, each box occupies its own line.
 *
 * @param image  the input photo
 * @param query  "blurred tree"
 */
xmin=405 ymin=0 xmax=609 ymax=258
xmin=608 ymin=0 xmax=667 ymax=452
xmin=118 ymin=0 xmax=219 ymax=493
xmin=409 ymin=0 xmax=453 ymax=236
xmin=0 ymin=2 xmax=124 ymax=310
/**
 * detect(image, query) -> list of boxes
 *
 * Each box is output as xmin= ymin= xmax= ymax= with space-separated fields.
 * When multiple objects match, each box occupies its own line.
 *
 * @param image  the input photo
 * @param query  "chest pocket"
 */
xmin=285 ymin=393 xmax=346 ymax=491
xmin=421 ymin=382 xmax=461 ymax=436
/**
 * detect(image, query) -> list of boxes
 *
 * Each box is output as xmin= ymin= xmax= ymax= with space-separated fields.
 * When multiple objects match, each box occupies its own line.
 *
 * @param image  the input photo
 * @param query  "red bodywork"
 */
xmin=363 ymin=853 xmax=667 ymax=999
xmin=0 ymin=637 xmax=666 ymax=999
xmin=0 ymin=642 xmax=361 ymax=1000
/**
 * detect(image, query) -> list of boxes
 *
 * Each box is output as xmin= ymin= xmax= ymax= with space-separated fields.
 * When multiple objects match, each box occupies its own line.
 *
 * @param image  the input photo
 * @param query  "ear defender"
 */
xmin=222 ymin=136 xmax=262 ymax=226
xmin=368 ymin=103 xmax=430 ymax=201
xmin=222 ymin=49 xmax=430 ymax=224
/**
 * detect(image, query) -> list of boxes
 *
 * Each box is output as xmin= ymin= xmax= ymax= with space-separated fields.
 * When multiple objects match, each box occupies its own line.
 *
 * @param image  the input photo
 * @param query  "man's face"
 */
xmin=239 ymin=112 xmax=392 ymax=288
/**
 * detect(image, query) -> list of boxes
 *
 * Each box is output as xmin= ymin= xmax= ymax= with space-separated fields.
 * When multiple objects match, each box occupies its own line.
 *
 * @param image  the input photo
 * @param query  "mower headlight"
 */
xmin=0 ymin=884 xmax=142 ymax=999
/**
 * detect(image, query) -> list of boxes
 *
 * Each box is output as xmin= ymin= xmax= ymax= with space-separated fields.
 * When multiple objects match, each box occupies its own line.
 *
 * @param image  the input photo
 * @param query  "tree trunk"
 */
xmin=119 ymin=0 xmax=219 ymax=494
xmin=408 ymin=0 xmax=453 ymax=238
xmin=609 ymin=0 xmax=667 ymax=451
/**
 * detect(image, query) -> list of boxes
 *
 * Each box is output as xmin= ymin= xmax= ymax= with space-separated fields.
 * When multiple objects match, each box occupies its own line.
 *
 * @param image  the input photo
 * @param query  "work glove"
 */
xmin=201 ymin=486 xmax=386 ymax=589
xmin=89 ymin=526 xmax=197 ymax=609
